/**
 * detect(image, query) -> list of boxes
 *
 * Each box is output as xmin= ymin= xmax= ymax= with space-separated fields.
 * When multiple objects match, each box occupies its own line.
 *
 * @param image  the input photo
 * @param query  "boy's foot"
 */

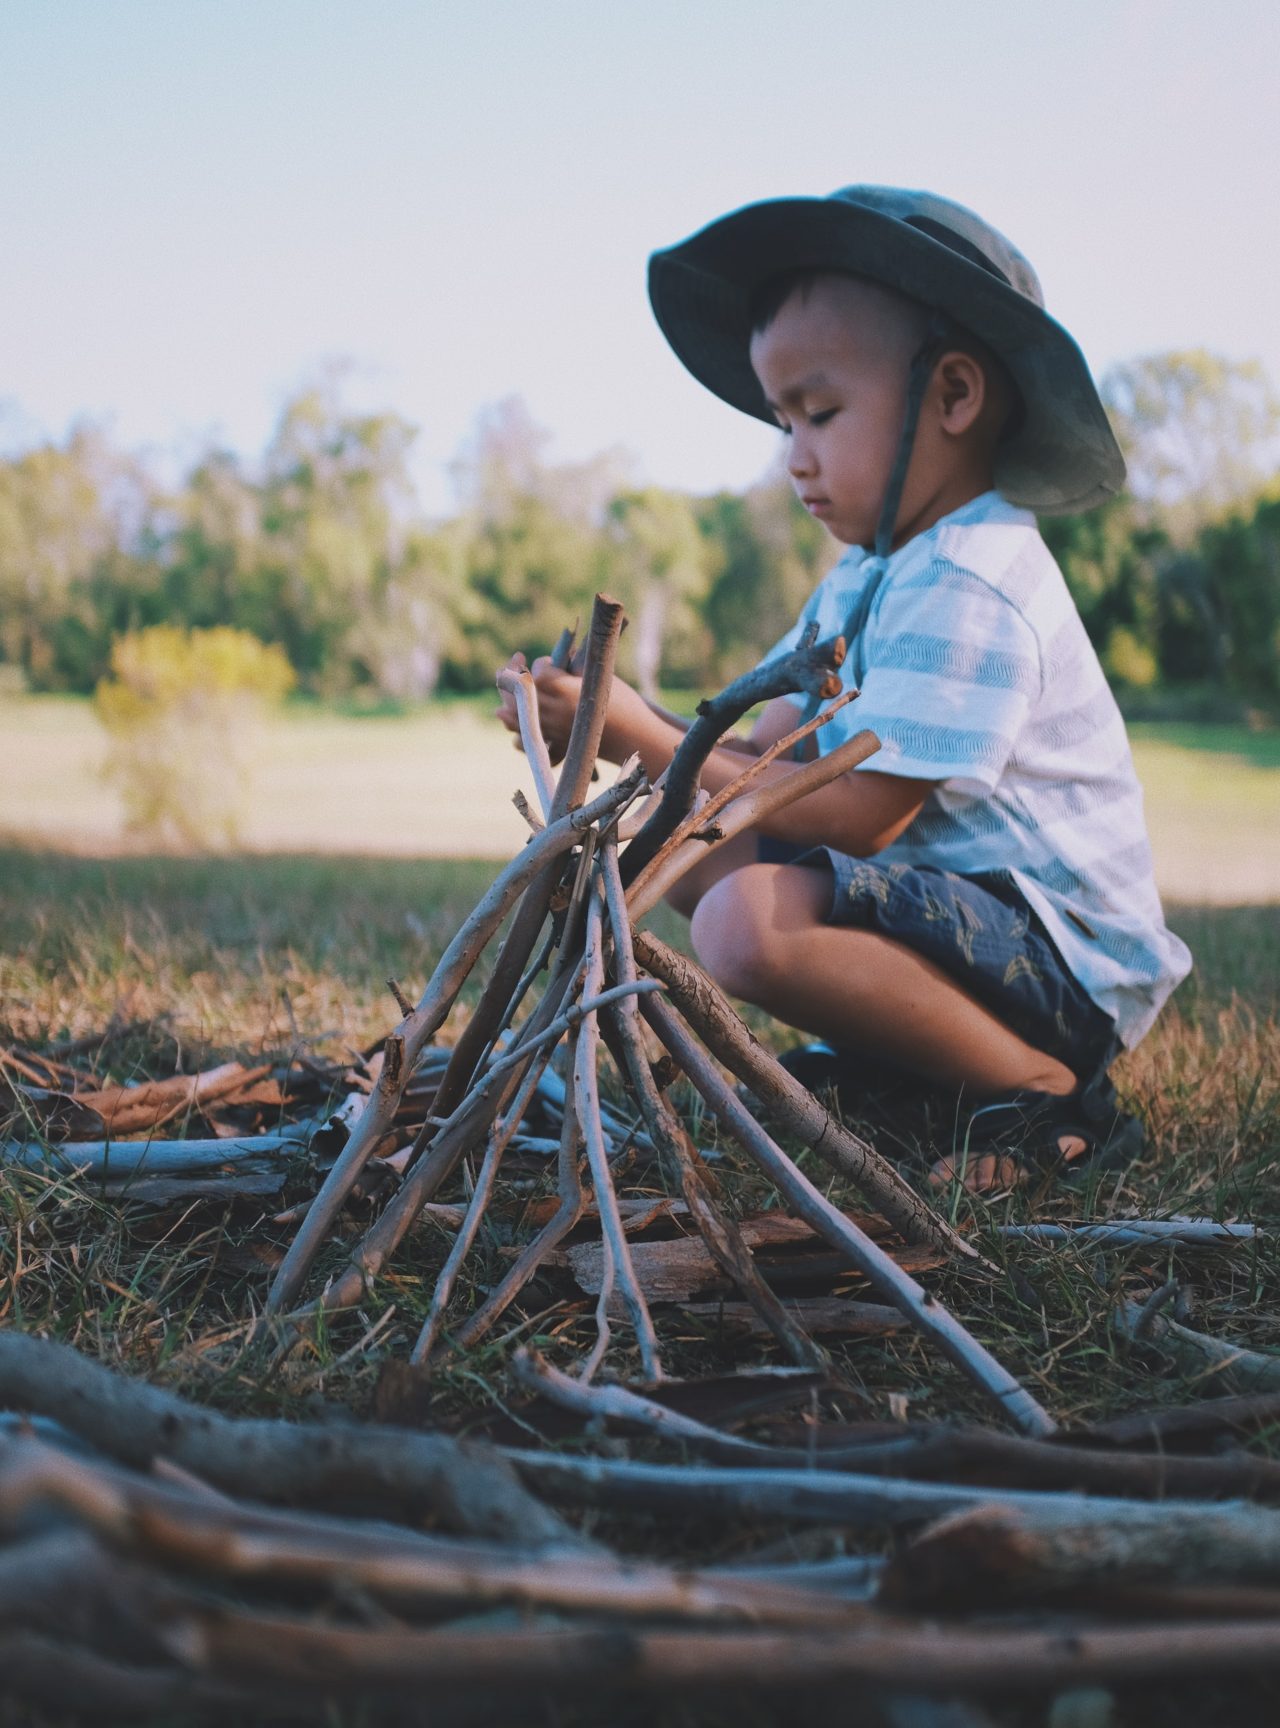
xmin=928 ymin=1077 xmax=1145 ymax=1195
xmin=775 ymin=1043 xmax=1144 ymax=1196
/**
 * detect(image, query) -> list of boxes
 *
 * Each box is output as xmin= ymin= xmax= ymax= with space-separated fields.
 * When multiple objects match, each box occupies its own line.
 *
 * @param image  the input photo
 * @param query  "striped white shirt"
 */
xmin=763 ymin=491 xmax=1191 ymax=1048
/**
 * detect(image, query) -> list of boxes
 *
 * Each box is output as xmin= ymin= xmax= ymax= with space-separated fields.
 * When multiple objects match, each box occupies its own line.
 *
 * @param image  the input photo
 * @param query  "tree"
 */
xmin=0 ymin=425 xmax=156 ymax=690
xmin=605 ymin=488 xmax=710 ymax=698
xmin=95 ymin=626 xmax=295 ymax=847
xmin=446 ymin=398 xmax=619 ymax=683
xmin=698 ymin=473 xmax=836 ymax=680
xmin=257 ymin=375 xmax=420 ymax=689
xmin=1102 ymin=350 xmax=1280 ymax=539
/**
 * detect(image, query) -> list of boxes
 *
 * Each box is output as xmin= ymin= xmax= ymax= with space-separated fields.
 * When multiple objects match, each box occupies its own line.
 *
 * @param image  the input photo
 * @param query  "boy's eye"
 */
xmin=809 ymin=408 xmax=838 ymax=426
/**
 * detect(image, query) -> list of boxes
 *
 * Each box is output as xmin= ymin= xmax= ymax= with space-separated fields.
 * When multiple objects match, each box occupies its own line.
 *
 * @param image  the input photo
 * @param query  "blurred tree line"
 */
xmin=2 ymin=348 xmax=1278 ymax=710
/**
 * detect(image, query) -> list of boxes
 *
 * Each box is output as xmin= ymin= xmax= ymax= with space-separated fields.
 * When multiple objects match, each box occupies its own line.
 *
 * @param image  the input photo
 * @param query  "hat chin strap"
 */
xmin=872 ymin=311 xmax=953 ymax=561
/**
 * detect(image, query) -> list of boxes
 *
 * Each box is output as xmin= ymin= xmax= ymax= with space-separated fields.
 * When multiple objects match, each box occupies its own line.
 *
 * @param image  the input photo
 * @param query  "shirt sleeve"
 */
xmin=834 ymin=561 xmax=1043 ymax=796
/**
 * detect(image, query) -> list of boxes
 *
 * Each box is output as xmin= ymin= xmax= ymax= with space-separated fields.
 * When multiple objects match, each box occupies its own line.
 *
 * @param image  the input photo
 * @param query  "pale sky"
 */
xmin=3 ymin=0 xmax=1278 ymax=513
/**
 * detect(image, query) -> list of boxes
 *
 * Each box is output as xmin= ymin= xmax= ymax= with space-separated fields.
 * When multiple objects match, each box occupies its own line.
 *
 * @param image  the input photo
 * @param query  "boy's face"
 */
xmin=749 ymin=274 xmax=924 ymax=549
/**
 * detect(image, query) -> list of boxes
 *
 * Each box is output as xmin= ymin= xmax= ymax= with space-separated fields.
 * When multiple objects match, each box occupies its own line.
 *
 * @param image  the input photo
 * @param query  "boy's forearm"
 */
xmin=689 ymin=750 xmax=930 ymax=857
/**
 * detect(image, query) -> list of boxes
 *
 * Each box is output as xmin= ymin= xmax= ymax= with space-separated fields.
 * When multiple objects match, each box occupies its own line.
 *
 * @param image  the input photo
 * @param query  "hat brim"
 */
xmin=648 ymin=197 xmax=1124 ymax=515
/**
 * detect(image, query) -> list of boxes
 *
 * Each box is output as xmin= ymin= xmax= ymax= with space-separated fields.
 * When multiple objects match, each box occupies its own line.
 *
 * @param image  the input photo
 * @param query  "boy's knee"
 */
xmin=691 ymin=870 xmax=774 ymax=1001
xmin=691 ymin=863 xmax=824 ymax=1004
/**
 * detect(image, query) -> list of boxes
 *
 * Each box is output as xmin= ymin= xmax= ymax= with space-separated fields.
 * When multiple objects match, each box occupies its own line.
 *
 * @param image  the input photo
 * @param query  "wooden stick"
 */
xmin=575 ymin=881 xmax=662 ymax=1384
xmin=0 ymin=1632 xmax=245 ymax=1717
xmin=496 ymin=658 xmax=557 ymax=818
xmin=620 ymin=630 xmax=848 ymax=881
xmin=745 ymin=1421 xmax=1280 ymax=1500
xmin=430 ymin=594 xmax=627 ymax=1124
xmin=1115 ymin=1297 xmax=1280 ymax=1393
xmin=448 ymin=1052 xmax=587 ymax=1353
xmin=631 ymin=930 xmax=987 ymax=1270
xmin=409 ymin=1045 xmax=559 ymax=1367
xmin=507 ymin=1448 xmax=1276 ymax=1534
xmin=262 ymin=762 xmax=643 ymax=1319
xmin=1087 ymin=1391 xmax=1280 ymax=1449
xmin=0 ymin=1331 xmax=578 ymax=1547
xmin=890 ymin=1493 xmax=1280 ymax=1601
xmin=626 ymin=728 xmax=883 ymax=919
xmin=513 ymin=1347 xmax=787 ymax=1460
xmin=625 ymin=685 xmax=862 ymax=901
xmin=0 ymin=1433 xmax=853 ymax=1628
xmin=2 ymin=1128 xmax=312 ymax=1174
xmin=1001 ymin=1220 xmax=1259 ymax=1247
xmin=159 ymin=1601 xmax=1280 ymax=1694
xmin=597 ymin=843 xmax=826 ymax=1371
xmin=641 ymin=994 xmax=1057 ymax=1438
xmin=304 ymin=961 xmax=586 ymax=1322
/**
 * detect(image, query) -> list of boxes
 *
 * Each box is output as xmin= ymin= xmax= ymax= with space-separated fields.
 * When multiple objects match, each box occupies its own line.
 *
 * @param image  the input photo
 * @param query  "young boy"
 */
xmin=497 ymin=184 xmax=1191 ymax=1191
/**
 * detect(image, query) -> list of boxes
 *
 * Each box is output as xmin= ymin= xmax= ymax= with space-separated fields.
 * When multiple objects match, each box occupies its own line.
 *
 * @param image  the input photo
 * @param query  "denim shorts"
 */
xmin=757 ymin=840 xmax=1119 ymax=1080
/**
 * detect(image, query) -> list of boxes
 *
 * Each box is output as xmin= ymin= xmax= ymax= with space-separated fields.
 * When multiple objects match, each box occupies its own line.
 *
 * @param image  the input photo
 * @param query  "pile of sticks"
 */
xmin=7 ymin=1332 xmax=1280 ymax=1721
xmin=255 ymin=594 xmax=1050 ymax=1435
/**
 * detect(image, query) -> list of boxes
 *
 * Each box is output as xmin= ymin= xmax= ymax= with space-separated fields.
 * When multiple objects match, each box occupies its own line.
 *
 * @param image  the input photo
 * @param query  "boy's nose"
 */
xmin=787 ymin=433 xmax=817 ymax=479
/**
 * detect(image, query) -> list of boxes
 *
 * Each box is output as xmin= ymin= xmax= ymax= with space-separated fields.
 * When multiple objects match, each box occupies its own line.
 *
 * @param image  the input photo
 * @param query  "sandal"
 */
xmin=958 ymin=1073 xmax=1145 ymax=1175
xmin=776 ymin=1044 xmax=1145 ymax=1181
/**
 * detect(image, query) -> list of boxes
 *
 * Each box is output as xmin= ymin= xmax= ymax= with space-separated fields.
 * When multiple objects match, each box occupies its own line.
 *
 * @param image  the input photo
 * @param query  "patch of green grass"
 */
xmin=5 ymin=694 xmax=1279 ymax=905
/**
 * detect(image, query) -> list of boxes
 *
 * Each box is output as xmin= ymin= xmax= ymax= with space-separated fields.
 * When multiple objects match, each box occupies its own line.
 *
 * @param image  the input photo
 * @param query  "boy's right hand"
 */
xmin=494 ymin=651 xmax=661 ymax=768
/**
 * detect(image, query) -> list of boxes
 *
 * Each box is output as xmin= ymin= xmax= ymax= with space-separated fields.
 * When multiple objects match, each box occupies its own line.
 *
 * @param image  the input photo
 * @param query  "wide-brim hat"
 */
xmin=648 ymin=185 xmax=1124 ymax=514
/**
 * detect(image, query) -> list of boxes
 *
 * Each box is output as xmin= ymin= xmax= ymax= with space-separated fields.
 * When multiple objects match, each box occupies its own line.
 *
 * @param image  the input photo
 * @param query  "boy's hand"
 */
xmin=494 ymin=652 xmax=659 ymax=767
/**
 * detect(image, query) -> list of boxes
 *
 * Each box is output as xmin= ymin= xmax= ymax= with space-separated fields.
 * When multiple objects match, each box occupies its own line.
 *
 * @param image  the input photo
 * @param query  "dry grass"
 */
xmin=2 ymin=844 xmax=1278 ymax=1435
xmin=3 ymin=845 xmax=1280 ymax=1725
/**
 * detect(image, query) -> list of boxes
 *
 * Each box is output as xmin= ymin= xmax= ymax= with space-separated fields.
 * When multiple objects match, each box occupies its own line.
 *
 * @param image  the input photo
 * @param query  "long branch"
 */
xmin=624 ymin=685 xmax=860 ymax=907
xmin=631 ymin=930 xmax=986 ymax=1270
xmin=263 ymin=764 xmax=642 ymax=1320
xmin=598 ymin=843 xmax=826 ymax=1371
xmin=303 ymin=959 xmax=586 ymax=1322
xmin=626 ymin=728 xmax=883 ymax=919
xmin=620 ymin=631 xmax=848 ymax=881
xmin=641 ymin=994 xmax=1056 ymax=1439
xmin=496 ymin=659 xmax=557 ymax=817
xmin=0 ymin=1331 xmax=577 ymax=1546
xmin=430 ymin=594 xmax=627 ymax=1124
xmin=574 ymin=881 xmax=661 ymax=1384
xmin=448 ymin=1060 xmax=587 ymax=1352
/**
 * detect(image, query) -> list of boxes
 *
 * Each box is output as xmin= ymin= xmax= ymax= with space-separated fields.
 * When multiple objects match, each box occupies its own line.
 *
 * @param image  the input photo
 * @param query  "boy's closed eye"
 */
xmin=776 ymin=407 xmax=839 ymax=434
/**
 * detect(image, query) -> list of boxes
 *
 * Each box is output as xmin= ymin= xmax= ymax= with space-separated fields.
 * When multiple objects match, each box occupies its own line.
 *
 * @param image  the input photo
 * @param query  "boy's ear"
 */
xmin=934 ymin=352 xmax=987 ymax=435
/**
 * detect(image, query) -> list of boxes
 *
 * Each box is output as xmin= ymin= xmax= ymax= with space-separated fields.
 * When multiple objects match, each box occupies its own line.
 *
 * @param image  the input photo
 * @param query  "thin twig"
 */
xmin=620 ymin=630 xmax=849 ymax=881
xmin=573 ymin=880 xmax=662 ymax=1385
xmin=625 ymin=685 xmax=861 ymax=905
xmin=497 ymin=659 xmax=558 ymax=818
xmin=514 ymin=1347 xmax=785 ymax=1459
xmin=1115 ymin=1297 xmax=1280 ymax=1393
xmin=598 ymin=842 xmax=826 ymax=1370
xmin=626 ymin=728 xmax=883 ymax=919
xmin=410 ymin=1040 xmax=564 ymax=1366
xmin=631 ymin=930 xmax=987 ymax=1270
xmin=430 ymin=594 xmax=627 ymax=1125
xmin=448 ymin=1058 xmax=587 ymax=1353
xmin=261 ymin=763 xmax=643 ymax=1321
xmin=301 ymin=959 xmax=587 ymax=1323
xmin=641 ymin=994 xmax=1057 ymax=1439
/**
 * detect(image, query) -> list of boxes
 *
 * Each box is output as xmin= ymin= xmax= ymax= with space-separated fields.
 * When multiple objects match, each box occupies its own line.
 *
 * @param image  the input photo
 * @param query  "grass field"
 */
xmin=4 ymin=695 xmax=1280 ymax=901
xmin=3 ymin=697 xmax=1280 ymax=1725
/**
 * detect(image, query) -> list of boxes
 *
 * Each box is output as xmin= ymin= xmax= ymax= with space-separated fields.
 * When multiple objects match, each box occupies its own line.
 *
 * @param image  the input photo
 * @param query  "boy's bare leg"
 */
xmin=689 ymin=862 xmax=1085 ymax=1192
xmin=662 ymin=832 xmax=761 ymax=920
